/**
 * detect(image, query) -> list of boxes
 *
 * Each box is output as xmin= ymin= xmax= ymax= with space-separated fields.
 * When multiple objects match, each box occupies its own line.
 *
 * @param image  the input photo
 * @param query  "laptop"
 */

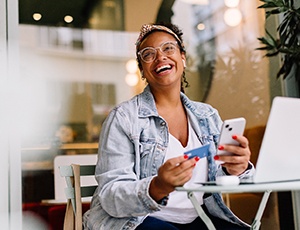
xmin=251 ymin=96 xmax=300 ymax=183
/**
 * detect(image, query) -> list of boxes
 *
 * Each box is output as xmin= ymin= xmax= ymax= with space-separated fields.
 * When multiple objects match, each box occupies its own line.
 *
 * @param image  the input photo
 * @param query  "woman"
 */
xmin=83 ymin=23 xmax=254 ymax=230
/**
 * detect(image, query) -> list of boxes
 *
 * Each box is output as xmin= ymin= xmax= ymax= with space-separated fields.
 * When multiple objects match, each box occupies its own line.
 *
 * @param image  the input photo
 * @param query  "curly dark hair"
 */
xmin=136 ymin=22 xmax=189 ymax=92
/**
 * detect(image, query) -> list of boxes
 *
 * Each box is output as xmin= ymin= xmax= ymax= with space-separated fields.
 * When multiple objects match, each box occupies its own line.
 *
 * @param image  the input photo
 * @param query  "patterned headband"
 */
xmin=135 ymin=24 xmax=184 ymax=51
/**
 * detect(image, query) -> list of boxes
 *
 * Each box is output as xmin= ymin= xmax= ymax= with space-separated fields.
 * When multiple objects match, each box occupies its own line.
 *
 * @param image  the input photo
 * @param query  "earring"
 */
xmin=182 ymin=59 xmax=186 ymax=68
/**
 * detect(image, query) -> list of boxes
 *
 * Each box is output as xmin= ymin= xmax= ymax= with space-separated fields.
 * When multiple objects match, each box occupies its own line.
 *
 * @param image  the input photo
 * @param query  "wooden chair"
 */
xmin=54 ymin=154 xmax=98 ymax=202
xmin=59 ymin=164 xmax=97 ymax=230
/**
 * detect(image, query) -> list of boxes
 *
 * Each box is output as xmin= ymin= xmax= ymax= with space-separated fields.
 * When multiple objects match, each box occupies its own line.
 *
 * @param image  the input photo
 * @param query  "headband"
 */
xmin=135 ymin=24 xmax=184 ymax=51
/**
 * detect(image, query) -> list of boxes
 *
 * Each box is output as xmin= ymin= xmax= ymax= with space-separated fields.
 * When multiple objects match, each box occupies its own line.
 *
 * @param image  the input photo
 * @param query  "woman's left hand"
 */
xmin=214 ymin=135 xmax=251 ymax=175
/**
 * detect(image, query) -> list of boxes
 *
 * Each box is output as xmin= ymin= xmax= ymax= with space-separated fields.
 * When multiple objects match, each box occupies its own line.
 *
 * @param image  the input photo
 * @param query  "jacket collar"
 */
xmin=137 ymin=85 xmax=194 ymax=118
xmin=137 ymin=85 xmax=159 ymax=118
xmin=137 ymin=85 xmax=215 ymax=119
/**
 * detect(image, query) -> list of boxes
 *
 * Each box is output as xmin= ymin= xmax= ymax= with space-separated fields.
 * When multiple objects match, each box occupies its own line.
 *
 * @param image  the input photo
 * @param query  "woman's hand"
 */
xmin=214 ymin=135 xmax=251 ymax=175
xmin=149 ymin=155 xmax=199 ymax=202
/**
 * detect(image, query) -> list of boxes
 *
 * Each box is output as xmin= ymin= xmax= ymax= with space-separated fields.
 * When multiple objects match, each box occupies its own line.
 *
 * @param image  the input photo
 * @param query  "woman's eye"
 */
xmin=143 ymin=51 xmax=152 ymax=58
xmin=163 ymin=45 xmax=175 ymax=52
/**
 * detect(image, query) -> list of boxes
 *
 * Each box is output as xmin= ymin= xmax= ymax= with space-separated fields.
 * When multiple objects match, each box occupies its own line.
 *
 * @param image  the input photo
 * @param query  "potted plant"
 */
xmin=257 ymin=0 xmax=300 ymax=89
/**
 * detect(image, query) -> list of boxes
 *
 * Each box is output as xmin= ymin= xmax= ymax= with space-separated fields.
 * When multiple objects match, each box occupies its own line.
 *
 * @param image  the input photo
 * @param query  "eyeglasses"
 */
xmin=138 ymin=41 xmax=178 ymax=63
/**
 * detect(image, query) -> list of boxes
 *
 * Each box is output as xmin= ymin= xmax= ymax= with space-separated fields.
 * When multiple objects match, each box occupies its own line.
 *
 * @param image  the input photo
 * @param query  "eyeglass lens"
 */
xmin=139 ymin=42 xmax=177 ymax=63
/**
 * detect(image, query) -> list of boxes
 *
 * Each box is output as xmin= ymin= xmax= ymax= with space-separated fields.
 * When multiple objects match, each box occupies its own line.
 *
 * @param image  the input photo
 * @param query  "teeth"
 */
xmin=156 ymin=65 xmax=171 ymax=73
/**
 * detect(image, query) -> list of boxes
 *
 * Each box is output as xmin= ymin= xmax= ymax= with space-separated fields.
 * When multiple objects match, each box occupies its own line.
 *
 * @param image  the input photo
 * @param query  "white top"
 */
xmin=150 ymin=120 xmax=208 ymax=224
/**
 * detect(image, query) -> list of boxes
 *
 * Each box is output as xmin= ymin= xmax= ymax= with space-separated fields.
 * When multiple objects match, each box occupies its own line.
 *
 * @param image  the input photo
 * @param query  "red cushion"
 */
xmin=23 ymin=202 xmax=90 ymax=230
xmin=48 ymin=203 xmax=90 ymax=230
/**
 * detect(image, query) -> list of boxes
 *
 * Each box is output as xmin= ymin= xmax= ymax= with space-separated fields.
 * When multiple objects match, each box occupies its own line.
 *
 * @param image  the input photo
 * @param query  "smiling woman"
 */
xmin=82 ymin=22 xmax=255 ymax=230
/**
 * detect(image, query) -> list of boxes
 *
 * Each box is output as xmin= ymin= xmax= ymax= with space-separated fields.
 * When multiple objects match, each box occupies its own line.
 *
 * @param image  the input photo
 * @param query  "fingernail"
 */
xmin=195 ymin=156 xmax=200 ymax=161
xmin=232 ymin=135 xmax=237 ymax=140
xmin=214 ymin=155 xmax=219 ymax=160
xmin=218 ymin=145 xmax=224 ymax=150
xmin=184 ymin=154 xmax=189 ymax=159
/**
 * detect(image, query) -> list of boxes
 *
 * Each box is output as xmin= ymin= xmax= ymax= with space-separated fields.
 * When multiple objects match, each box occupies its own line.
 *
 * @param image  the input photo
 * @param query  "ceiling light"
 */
xmin=197 ymin=23 xmax=206 ymax=31
xmin=125 ymin=74 xmax=139 ymax=86
xmin=126 ymin=59 xmax=138 ymax=74
xmin=32 ymin=13 xmax=42 ymax=21
xmin=64 ymin=15 xmax=73 ymax=23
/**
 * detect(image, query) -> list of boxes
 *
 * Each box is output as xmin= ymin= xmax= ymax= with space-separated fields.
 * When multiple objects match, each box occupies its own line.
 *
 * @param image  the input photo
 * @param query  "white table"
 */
xmin=176 ymin=180 xmax=300 ymax=230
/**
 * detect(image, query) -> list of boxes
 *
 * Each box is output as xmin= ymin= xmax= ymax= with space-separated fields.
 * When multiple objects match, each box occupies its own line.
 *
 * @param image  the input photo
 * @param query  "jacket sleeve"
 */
xmin=94 ymin=107 xmax=162 ymax=218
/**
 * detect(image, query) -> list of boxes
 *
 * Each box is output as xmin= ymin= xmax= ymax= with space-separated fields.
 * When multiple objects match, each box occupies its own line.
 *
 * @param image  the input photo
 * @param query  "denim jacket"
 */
xmin=83 ymin=85 xmax=254 ymax=230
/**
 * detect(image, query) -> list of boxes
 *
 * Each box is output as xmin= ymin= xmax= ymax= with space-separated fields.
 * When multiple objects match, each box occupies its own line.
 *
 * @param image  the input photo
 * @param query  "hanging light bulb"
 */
xmin=126 ymin=59 xmax=138 ymax=74
xmin=224 ymin=0 xmax=240 ymax=8
xmin=125 ymin=73 xmax=139 ymax=86
xmin=224 ymin=8 xmax=242 ymax=27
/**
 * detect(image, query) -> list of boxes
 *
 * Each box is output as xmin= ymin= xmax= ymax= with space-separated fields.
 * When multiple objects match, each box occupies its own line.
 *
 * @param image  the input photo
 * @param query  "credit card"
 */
xmin=185 ymin=144 xmax=210 ymax=159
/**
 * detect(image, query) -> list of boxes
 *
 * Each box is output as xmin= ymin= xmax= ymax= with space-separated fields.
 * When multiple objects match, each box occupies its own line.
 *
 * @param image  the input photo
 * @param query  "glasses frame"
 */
xmin=138 ymin=41 xmax=178 ymax=63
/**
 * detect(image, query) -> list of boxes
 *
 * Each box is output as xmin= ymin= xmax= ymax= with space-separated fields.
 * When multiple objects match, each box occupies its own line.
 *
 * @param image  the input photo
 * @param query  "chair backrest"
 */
xmin=59 ymin=164 xmax=97 ymax=210
xmin=59 ymin=164 xmax=97 ymax=230
xmin=54 ymin=154 xmax=98 ymax=201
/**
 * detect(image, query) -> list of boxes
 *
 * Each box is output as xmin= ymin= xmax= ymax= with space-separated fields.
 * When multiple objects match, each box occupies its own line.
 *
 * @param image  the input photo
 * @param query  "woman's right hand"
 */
xmin=149 ymin=155 xmax=199 ymax=202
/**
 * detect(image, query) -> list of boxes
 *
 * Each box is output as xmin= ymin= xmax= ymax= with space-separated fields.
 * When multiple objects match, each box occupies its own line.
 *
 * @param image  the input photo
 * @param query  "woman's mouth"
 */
xmin=155 ymin=64 xmax=172 ymax=74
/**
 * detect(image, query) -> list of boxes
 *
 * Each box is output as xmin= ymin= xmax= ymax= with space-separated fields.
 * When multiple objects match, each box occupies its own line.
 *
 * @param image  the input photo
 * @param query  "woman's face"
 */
xmin=138 ymin=31 xmax=186 ymax=91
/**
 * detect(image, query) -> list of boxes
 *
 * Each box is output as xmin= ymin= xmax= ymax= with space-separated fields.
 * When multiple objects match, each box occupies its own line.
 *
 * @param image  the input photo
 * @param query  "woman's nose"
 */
xmin=155 ymin=49 xmax=167 ymax=61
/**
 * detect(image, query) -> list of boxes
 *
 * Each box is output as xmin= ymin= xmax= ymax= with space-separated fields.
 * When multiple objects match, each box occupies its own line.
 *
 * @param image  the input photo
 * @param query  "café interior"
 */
xmin=2 ymin=0 xmax=300 ymax=229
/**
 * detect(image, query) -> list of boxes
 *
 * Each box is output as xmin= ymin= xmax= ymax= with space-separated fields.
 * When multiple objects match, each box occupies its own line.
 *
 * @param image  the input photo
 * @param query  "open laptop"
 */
xmin=250 ymin=96 xmax=300 ymax=183
xmin=198 ymin=96 xmax=300 ymax=186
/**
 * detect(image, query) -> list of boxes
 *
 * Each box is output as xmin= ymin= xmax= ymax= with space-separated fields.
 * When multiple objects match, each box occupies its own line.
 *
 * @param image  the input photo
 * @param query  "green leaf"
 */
xmin=257 ymin=0 xmax=300 ymax=79
xmin=265 ymin=30 xmax=279 ymax=47
xmin=265 ymin=51 xmax=280 ymax=57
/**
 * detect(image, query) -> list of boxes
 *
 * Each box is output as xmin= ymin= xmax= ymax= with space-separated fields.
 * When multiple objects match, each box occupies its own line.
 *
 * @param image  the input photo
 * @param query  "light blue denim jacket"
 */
xmin=83 ymin=85 xmax=254 ymax=230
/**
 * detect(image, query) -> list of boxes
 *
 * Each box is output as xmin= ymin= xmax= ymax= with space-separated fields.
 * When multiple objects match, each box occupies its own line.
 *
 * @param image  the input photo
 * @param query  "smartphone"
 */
xmin=216 ymin=117 xmax=246 ymax=156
